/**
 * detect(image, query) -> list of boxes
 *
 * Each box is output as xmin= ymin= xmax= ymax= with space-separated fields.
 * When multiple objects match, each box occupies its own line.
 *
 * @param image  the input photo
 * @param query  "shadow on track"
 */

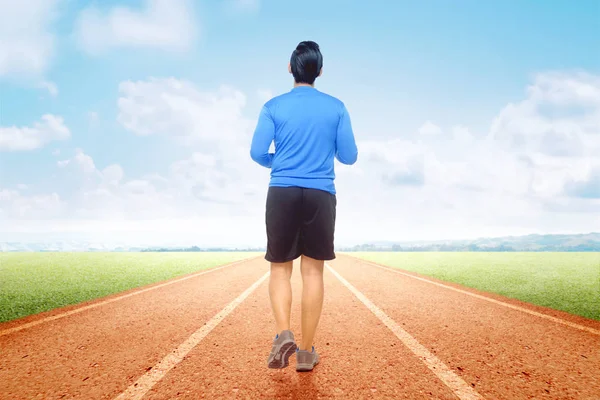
xmin=269 ymin=369 xmax=319 ymax=399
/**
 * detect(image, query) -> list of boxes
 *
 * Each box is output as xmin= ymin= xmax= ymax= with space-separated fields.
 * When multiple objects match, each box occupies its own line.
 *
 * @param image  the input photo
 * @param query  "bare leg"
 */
xmin=269 ymin=260 xmax=293 ymax=334
xmin=299 ymin=255 xmax=325 ymax=350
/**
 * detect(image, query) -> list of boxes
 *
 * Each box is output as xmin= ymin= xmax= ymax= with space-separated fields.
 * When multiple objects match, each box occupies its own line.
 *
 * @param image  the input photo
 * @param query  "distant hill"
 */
xmin=341 ymin=233 xmax=600 ymax=252
xmin=1 ymin=233 xmax=599 ymax=252
xmin=0 ymin=241 xmax=147 ymax=252
xmin=140 ymin=246 xmax=265 ymax=252
xmin=0 ymin=241 xmax=264 ymax=252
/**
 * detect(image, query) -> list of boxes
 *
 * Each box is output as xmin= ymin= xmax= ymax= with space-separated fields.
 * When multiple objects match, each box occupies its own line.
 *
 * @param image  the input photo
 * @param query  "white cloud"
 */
xmin=116 ymin=77 xmax=267 ymax=210
xmin=488 ymin=71 xmax=600 ymax=203
xmin=39 ymin=80 xmax=58 ymax=96
xmin=39 ymin=77 xmax=266 ymax=225
xmin=3 ymin=71 xmax=599 ymax=246
xmin=74 ymin=0 xmax=196 ymax=54
xmin=329 ymin=70 xmax=600 ymax=243
xmin=102 ymin=164 xmax=124 ymax=186
xmin=563 ymin=167 xmax=600 ymax=199
xmin=353 ymin=71 xmax=600 ymax=201
xmin=118 ymin=78 xmax=253 ymax=149
xmin=0 ymin=189 xmax=64 ymax=219
xmin=0 ymin=0 xmax=59 ymax=77
xmin=72 ymin=148 xmax=99 ymax=176
xmin=490 ymin=71 xmax=599 ymax=157
xmin=0 ymin=114 xmax=70 ymax=151
xmin=418 ymin=121 xmax=443 ymax=136
xmin=32 ymin=141 xmax=266 ymax=225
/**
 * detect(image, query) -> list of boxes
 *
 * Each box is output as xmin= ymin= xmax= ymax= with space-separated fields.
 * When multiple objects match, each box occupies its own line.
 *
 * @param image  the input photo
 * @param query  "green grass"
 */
xmin=0 ymin=252 xmax=261 ymax=324
xmin=2 ymin=252 xmax=598 ymax=324
xmin=349 ymin=252 xmax=600 ymax=321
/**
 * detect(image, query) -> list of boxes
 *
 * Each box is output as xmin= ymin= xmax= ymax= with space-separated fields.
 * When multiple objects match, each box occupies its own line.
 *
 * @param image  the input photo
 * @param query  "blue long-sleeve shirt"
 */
xmin=250 ymin=86 xmax=358 ymax=195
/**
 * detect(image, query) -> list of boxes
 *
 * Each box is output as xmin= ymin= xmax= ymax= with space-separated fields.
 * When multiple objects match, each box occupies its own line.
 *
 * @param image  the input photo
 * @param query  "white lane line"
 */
xmin=0 ymin=257 xmax=259 ymax=337
xmin=352 ymin=257 xmax=600 ymax=336
xmin=326 ymin=263 xmax=484 ymax=400
xmin=113 ymin=271 xmax=269 ymax=400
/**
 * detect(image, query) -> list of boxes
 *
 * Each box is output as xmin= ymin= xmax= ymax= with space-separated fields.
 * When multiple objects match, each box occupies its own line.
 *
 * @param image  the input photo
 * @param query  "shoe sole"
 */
xmin=267 ymin=341 xmax=297 ymax=369
xmin=296 ymin=358 xmax=319 ymax=372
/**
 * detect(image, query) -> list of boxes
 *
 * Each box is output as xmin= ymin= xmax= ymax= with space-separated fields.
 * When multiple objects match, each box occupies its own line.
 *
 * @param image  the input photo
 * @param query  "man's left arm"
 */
xmin=250 ymin=105 xmax=275 ymax=168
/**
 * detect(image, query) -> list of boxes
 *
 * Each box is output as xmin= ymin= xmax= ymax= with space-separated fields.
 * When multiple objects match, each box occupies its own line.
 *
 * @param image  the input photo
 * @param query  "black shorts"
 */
xmin=265 ymin=186 xmax=337 ymax=263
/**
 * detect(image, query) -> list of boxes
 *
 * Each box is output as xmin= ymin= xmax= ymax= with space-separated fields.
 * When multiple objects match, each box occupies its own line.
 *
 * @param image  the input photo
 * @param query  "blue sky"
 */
xmin=1 ymin=0 xmax=599 ymax=248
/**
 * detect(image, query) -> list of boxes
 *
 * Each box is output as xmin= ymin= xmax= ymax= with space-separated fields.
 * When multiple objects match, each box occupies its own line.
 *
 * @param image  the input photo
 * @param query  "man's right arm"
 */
xmin=250 ymin=105 xmax=275 ymax=168
xmin=335 ymin=103 xmax=358 ymax=165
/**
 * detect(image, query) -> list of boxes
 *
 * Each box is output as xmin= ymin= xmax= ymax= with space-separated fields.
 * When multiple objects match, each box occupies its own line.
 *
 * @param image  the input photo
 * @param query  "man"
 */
xmin=250 ymin=40 xmax=358 ymax=372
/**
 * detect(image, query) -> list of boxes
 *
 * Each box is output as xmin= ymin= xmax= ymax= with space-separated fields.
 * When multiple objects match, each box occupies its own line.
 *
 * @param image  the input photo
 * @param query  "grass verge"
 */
xmin=349 ymin=252 xmax=600 ymax=321
xmin=0 ymin=252 xmax=260 ymax=323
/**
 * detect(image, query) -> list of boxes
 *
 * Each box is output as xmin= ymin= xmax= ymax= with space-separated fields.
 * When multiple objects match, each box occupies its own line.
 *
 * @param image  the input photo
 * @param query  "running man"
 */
xmin=250 ymin=40 xmax=358 ymax=371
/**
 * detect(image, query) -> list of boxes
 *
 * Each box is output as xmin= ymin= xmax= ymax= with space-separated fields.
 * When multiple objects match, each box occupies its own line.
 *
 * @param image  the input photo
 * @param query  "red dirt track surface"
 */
xmin=1 ymin=255 xmax=599 ymax=399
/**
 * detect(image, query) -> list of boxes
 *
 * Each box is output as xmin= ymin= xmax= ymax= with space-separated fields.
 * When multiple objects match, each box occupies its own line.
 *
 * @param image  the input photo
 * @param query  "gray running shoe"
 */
xmin=296 ymin=346 xmax=319 ymax=372
xmin=267 ymin=330 xmax=297 ymax=369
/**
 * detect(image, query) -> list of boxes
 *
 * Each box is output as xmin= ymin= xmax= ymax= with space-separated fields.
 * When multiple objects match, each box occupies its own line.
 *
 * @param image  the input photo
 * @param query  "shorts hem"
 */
xmin=265 ymin=252 xmax=335 ymax=263
xmin=265 ymin=254 xmax=301 ymax=263
xmin=299 ymin=251 xmax=337 ymax=262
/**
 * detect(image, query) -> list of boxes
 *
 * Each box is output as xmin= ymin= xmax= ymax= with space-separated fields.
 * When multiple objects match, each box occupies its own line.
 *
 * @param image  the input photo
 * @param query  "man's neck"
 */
xmin=293 ymin=82 xmax=314 ymax=88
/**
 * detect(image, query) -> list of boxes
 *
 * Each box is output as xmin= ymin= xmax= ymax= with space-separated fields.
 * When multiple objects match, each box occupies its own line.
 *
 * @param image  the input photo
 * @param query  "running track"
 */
xmin=1 ymin=255 xmax=599 ymax=399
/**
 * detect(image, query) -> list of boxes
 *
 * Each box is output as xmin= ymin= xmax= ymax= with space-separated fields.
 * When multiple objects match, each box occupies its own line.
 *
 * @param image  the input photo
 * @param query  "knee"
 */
xmin=300 ymin=258 xmax=324 ymax=279
xmin=301 ymin=269 xmax=323 ymax=280
xmin=270 ymin=263 xmax=293 ymax=280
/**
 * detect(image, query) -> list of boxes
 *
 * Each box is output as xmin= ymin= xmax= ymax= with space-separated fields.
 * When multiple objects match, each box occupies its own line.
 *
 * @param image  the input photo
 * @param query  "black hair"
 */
xmin=290 ymin=41 xmax=323 ymax=85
